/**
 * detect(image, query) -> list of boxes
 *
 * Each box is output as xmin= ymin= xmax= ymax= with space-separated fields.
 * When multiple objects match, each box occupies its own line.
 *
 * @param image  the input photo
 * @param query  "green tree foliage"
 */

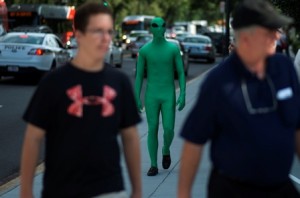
xmin=271 ymin=0 xmax=300 ymax=30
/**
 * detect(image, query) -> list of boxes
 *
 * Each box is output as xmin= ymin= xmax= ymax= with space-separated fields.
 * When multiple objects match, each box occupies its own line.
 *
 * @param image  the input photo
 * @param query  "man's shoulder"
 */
xmin=37 ymin=62 xmax=77 ymax=92
xmin=41 ymin=63 xmax=70 ymax=82
xmin=207 ymin=57 xmax=233 ymax=78
xmin=268 ymin=53 xmax=294 ymax=71
xmin=202 ymin=55 xmax=238 ymax=88
xmin=270 ymin=53 xmax=291 ymax=61
xmin=295 ymin=49 xmax=300 ymax=64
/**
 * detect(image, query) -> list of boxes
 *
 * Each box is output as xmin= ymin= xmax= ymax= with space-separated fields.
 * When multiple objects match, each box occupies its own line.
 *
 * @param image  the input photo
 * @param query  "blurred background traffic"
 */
xmin=0 ymin=0 xmax=299 ymax=80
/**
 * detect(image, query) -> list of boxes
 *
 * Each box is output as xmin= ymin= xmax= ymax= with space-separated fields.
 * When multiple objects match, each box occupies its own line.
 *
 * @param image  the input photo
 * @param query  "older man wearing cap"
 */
xmin=178 ymin=0 xmax=300 ymax=197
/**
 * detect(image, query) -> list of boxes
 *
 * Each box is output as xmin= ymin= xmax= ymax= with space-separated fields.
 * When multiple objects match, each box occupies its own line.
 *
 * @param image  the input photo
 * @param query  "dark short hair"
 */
xmin=74 ymin=2 xmax=113 ymax=33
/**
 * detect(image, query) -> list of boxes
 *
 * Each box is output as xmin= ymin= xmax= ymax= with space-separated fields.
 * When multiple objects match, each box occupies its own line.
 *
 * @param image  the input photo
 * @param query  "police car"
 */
xmin=0 ymin=32 xmax=70 ymax=78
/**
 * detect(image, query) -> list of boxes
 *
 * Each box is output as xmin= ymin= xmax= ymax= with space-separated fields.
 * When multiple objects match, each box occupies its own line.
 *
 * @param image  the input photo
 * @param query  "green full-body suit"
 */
xmin=135 ymin=17 xmax=186 ymax=170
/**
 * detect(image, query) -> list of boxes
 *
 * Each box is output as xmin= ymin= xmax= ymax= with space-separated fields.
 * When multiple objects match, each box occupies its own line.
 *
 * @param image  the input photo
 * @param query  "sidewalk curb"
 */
xmin=0 ymin=163 xmax=44 ymax=196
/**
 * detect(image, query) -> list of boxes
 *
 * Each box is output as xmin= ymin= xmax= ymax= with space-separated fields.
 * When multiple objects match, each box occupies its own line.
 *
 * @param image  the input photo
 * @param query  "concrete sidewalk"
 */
xmin=0 ymin=73 xmax=211 ymax=198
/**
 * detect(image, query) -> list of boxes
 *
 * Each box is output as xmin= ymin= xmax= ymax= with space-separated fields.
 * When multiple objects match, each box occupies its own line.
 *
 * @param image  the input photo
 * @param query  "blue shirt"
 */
xmin=181 ymin=53 xmax=300 ymax=185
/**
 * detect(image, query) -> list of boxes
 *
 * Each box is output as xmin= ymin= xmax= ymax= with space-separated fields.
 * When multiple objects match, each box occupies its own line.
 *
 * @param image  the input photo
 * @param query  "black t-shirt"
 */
xmin=23 ymin=62 xmax=141 ymax=198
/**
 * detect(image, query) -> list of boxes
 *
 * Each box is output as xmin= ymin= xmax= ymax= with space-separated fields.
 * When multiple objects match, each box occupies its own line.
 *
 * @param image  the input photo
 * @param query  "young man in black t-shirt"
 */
xmin=20 ymin=2 xmax=142 ymax=198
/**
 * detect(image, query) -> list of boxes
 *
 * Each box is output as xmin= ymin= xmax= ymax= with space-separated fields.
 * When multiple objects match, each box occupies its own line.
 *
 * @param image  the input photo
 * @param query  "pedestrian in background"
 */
xmin=135 ymin=17 xmax=186 ymax=176
xmin=20 ymin=2 xmax=142 ymax=198
xmin=178 ymin=0 xmax=300 ymax=197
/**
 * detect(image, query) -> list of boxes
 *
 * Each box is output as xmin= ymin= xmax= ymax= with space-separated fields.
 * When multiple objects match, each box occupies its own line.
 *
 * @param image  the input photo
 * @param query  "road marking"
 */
xmin=0 ymin=105 xmax=2 ymax=108
xmin=290 ymin=174 xmax=300 ymax=185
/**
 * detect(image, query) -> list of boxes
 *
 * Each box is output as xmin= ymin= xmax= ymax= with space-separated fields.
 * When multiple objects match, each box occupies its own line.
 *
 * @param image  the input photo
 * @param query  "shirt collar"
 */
xmin=230 ymin=52 xmax=276 ymax=80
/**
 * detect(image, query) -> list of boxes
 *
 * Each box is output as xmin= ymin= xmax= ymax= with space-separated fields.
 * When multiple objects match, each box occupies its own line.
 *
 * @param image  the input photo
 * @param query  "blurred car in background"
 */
xmin=165 ymin=29 xmax=176 ymax=39
xmin=0 ymin=32 xmax=70 ymax=79
xmin=175 ymin=31 xmax=191 ymax=42
xmin=0 ymin=24 xmax=6 ymax=36
xmin=169 ymin=38 xmax=189 ymax=76
xmin=203 ymin=32 xmax=224 ymax=54
xmin=128 ymin=34 xmax=152 ymax=58
xmin=10 ymin=25 xmax=53 ymax=33
xmin=65 ymin=37 xmax=78 ymax=58
xmin=135 ymin=38 xmax=189 ymax=77
xmin=181 ymin=35 xmax=216 ymax=63
xmin=9 ymin=25 xmax=74 ymax=46
xmin=66 ymin=37 xmax=123 ymax=68
xmin=124 ymin=30 xmax=149 ymax=49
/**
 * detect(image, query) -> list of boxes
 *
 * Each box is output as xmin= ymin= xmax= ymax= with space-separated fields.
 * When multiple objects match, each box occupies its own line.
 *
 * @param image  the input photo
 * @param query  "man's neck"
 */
xmin=237 ymin=50 xmax=266 ymax=79
xmin=71 ymin=54 xmax=104 ymax=72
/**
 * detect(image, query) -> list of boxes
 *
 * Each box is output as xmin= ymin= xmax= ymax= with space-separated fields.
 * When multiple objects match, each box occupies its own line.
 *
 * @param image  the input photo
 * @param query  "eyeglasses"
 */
xmin=85 ymin=29 xmax=115 ymax=38
xmin=241 ymin=75 xmax=277 ymax=114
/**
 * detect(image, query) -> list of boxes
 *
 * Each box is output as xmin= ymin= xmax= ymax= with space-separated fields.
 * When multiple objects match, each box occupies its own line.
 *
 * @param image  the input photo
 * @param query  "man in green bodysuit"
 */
xmin=135 ymin=17 xmax=186 ymax=176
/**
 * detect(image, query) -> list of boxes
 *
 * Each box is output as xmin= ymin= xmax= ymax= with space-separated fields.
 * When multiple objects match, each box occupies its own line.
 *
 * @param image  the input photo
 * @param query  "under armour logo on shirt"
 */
xmin=66 ymin=84 xmax=117 ymax=118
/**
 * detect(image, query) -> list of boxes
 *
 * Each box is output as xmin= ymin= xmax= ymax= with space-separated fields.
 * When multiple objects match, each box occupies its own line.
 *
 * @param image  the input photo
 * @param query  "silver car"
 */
xmin=0 ymin=32 xmax=70 ymax=78
xmin=181 ymin=34 xmax=216 ymax=63
xmin=66 ymin=37 xmax=123 ymax=68
xmin=128 ymin=34 xmax=153 ymax=58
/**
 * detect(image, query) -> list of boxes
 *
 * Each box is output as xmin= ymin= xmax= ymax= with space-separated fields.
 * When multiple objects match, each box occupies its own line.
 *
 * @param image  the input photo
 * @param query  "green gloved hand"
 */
xmin=136 ymin=98 xmax=143 ymax=113
xmin=176 ymin=93 xmax=185 ymax=111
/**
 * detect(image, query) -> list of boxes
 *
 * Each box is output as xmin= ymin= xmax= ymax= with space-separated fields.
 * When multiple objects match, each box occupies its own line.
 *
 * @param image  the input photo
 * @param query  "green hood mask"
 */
xmin=150 ymin=17 xmax=166 ymax=39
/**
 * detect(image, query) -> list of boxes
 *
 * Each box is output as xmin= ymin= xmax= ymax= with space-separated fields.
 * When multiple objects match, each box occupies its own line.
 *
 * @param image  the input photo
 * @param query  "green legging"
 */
xmin=135 ymin=17 xmax=186 ymax=168
xmin=145 ymin=85 xmax=176 ymax=167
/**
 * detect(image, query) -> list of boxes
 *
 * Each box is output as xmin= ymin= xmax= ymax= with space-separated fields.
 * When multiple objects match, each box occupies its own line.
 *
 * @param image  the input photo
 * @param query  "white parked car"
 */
xmin=0 ymin=32 xmax=70 ymax=78
xmin=66 ymin=37 xmax=123 ymax=68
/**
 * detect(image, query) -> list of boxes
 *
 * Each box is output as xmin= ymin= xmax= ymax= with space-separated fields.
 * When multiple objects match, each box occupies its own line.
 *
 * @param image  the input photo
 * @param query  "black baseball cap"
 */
xmin=231 ymin=0 xmax=293 ymax=30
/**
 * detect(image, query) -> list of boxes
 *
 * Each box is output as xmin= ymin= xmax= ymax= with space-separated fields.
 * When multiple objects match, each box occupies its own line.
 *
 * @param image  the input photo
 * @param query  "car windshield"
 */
xmin=1 ymin=34 xmax=44 ymax=44
xmin=184 ymin=37 xmax=209 ymax=44
xmin=130 ymin=33 xmax=145 ymax=37
xmin=11 ymin=26 xmax=52 ymax=33
xmin=136 ymin=36 xmax=152 ymax=42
